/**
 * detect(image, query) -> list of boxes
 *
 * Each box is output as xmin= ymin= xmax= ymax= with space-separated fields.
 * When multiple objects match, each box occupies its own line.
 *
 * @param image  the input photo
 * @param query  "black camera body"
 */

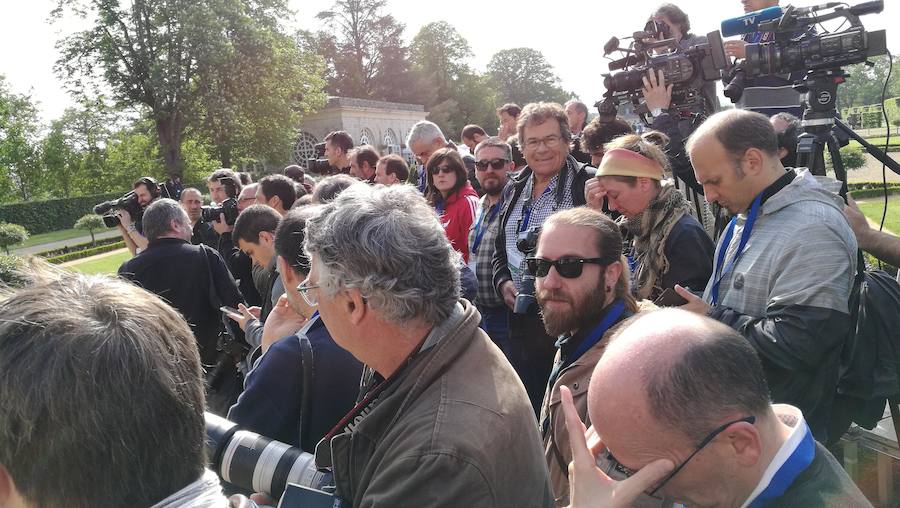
xmin=200 ymin=198 xmax=239 ymax=226
xmin=724 ymin=1 xmax=887 ymax=102
xmin=94 ymin=191 xmax=144 ymax=228
xmin=514 ymin=227 xmax=541 ymax=315
xmin=306 ymin=142 xmax=332 ymax=175
xmin=597 ymin=30 xmax=729 ymax=123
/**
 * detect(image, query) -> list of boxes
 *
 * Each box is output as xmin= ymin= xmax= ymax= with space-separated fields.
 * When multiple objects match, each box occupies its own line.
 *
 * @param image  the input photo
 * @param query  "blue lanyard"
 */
xmin=435 ymin=200 xmax=445 ymax=216
xmin=711 ymin=194 xmax=763 ymax=305
xmin=747 ymin=423 xmax=816 ymax=508
xmin=471 ymin=197 xmax=504 ymax=255
xmin=543 ymin=300 xmax=626 ymax=435
xmin=519 ymin=183 xmax=553 ymax=233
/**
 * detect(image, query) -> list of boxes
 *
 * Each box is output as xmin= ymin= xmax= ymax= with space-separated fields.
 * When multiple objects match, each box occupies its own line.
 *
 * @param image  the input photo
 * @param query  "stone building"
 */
xmin=292 ymin=97 xmax=427 ymax=166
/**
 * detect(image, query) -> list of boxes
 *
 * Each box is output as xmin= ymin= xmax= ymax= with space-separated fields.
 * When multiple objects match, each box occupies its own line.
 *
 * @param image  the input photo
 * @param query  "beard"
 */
xmin=480 ymin=175 xmax=505 ymax=196
xmin=538 ymin=283 xmax=608 ymax=337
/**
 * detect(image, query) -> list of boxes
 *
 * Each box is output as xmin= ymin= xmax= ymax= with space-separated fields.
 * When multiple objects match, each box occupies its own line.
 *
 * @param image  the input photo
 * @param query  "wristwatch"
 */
xmin=127 ymin=224 xmax=137 ymax=233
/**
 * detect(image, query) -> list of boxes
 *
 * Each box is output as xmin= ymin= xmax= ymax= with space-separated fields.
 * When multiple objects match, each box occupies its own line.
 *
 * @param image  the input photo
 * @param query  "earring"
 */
xmin=606 ymin=285 xmax=612 ymax=293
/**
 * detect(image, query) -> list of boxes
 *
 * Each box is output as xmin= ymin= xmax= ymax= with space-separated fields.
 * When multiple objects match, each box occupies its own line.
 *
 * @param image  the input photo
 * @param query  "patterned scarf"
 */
xmin=620 ymin=182 xmax=691 ymax=300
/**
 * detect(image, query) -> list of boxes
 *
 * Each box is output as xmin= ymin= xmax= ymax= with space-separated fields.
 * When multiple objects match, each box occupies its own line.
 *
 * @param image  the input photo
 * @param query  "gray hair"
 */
xmin=304 ymin=184 xmax=461 ymax=326
xmin=142 ymin=198 xmax=190 ymax=241
xmin=406 ymin=120 xmax=445 ymax=148
xmin=474 ymin=136 xmax=513 ymax=161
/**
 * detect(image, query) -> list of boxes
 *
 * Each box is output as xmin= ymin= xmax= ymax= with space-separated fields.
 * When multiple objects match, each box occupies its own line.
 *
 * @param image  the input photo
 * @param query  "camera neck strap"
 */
xmin=471 ymin=196 xmax=505 ymax=255
xmin=711 ymin=193 xmax=763 ymax=305
xmin=519 ymin=163 xmax=570 ymax=233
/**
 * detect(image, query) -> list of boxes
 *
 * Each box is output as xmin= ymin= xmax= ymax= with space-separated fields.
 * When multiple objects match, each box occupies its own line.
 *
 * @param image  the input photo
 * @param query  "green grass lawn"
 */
xmin=66 ymin=249 xmax=131 ymax=275
xmin=12 ymin=228 xmax=95 ymax=249
xmin=849 ymin=137 xmax=900 ymax=150
xmin=855 ymin=195 xmax=900 ymax=233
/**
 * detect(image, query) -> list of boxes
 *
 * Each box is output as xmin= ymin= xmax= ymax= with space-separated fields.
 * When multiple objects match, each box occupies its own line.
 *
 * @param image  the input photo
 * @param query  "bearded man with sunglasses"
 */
xmin=559 ymin=309 xmax=870 ymax=508
xmin=531 ymin=207 xmax=640 ymax=507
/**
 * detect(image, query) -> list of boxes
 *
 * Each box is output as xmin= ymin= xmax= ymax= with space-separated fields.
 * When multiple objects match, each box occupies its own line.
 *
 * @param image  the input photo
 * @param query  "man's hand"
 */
xmin=213 ymin=213 xmax=233 ymax=235
xmin=584 ymin=178 xmax=606 ymax=211
xmin=500 ymin=281 xmax=517 ymax=310
xmin=229 ymin=493 xmax=275 ymax=508
xmin=674 ymin=284 xmax=710 ymax=315
xmin=560 ymin=385 xmax=674 ymax=508
xmin=724 ymin=40 xmax=747 ymax=60
xmin=844 ymin=196 xmax=874 ymax=250
xmin=642 ymin=69 xmax=673 ymax=112
xmin=225 ymin=303 xmax=261 ymax=332
xmin=261 ymin=295 xmax=308 ymax=353
xmin=116 ymin=209 xmax=133 ymax=228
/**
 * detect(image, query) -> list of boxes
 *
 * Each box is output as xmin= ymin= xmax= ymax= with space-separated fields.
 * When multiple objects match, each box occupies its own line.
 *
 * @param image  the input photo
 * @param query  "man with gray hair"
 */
xmin=119 ymin=198 xmax=244 ymax=411
xmin=303 ymin=183 xmax=553 ymax=506
xmin=406 ymin=119 xmax=479 ymax=195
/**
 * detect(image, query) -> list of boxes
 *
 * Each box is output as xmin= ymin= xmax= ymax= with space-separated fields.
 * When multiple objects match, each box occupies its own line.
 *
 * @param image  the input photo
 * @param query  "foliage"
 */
xmin=487 ymin=48 xmax=574 ymax=107
xmin=46 ymin=241 xmax=126 ymax=264
xmin=0 ymin=191 xmax=120 ymax=235
xmin=0 ymin=254 xmax=25 ymax=287
xmin=0 ymin=76 xmax=45 ymax=202
xmin=837 ymin=56 xmax=900 ymax=111
xmin=38 ymin=236 xmax=123 ymax=259
xmin=0 ymin=222 xmax=29 ymax=254
xmin=74 ymin=214 xmax=106 ymax=244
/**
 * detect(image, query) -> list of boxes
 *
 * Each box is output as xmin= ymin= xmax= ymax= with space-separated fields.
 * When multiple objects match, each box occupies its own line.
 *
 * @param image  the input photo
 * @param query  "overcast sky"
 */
xmin=3 ymin=0 xmax=899 ymax=123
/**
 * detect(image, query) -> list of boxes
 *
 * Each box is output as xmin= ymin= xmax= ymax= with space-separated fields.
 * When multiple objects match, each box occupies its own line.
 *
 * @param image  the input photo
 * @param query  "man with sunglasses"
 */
xmin=531 ymin=207 xmax=641 ymax=507
xmin=560 ymin=309 xmax=870 ymax=508
xmin=468 ymin=136 xmax=513 ymax=355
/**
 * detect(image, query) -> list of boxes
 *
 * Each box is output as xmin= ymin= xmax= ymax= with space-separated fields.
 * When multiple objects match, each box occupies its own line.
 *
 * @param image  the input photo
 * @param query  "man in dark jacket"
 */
xmin=228 ymin=207 xmax=362 ymax=452
xmin=305 ymin=184 xmax=553 ymax=507
xmin=118 ymin=199 xmax=244 ymax=367
xmin=491 ymin=101 xmax=596 ymax=413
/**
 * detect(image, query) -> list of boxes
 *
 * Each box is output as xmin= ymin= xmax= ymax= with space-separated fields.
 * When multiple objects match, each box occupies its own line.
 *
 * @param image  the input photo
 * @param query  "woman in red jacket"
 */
xmin=426 ymin=148 xmax=479 ymax=263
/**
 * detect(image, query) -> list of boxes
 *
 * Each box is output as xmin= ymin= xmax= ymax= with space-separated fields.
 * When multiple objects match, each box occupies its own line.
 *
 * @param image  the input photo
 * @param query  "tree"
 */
xmin=308 ymin=0 xmax=409 ymax=100
xmin=53 ymin=0 xmax=321 ymax=180
xmin=410 ymin=22 xmax=472 ymax=100
xmin=74 ymin=214 xmax=106 ymax=245
xmin=0 ymin=222 xmax=28 ymax=254
xmin=0 ymin=76 xmax=44 ymax=202
xmin=837 ymin=56 xmax=900 ymax=110
xmin=487 ymin=48 xmax=573 ymax=107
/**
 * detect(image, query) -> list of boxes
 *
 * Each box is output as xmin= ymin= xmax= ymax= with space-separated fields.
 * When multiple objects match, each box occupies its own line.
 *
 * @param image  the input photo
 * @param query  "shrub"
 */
xmin=0 ymin=223 xmax=29 ymax=254
xmin=74 ymin=214 xmax=107 ymax=244
xmin=839 ymin=146 xmax=867 ymax=171
xmin=45 ymin=241 xmax=126 ymax=264
xmin=0 ymin=254 xmax=25 ymax=287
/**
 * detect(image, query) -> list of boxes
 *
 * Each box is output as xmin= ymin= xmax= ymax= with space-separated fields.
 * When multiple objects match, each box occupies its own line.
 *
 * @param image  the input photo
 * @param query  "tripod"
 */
xmin=795 ymin=68 xmax=900 ymax=191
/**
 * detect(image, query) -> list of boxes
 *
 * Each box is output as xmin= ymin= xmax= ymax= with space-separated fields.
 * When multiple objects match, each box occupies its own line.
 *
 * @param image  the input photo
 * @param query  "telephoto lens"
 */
xmin=205 ymin=412 xmax=334 ymax=500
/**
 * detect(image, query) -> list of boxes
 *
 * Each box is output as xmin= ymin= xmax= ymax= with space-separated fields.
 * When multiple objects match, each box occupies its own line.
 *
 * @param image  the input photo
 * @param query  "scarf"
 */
xmin=620 ymin=182 xmax=691 ymax=300
xmin=150 ymin=469 xmax=230 ymax=508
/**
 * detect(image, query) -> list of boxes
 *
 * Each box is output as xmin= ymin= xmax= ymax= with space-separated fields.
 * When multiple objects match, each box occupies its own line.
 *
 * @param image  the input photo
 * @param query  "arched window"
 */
xmin=359 ymin=128 xmax=374 ymax=147
xmin=292 ymin=132 xmax=319 ymax=164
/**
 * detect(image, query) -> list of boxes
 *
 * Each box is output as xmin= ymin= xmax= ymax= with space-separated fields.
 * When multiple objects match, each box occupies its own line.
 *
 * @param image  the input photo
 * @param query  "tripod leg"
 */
xmin=827 ymin=135 xmax=848 ymax=197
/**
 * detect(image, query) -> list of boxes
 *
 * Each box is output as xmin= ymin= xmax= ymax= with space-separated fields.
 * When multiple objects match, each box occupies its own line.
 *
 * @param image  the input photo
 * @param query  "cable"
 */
xmin=878 ymin=51 xmax=893 ymax=234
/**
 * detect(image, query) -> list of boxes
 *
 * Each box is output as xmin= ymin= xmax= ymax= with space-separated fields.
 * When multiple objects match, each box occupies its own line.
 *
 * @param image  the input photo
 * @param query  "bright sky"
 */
xmin=3 ymin=0 xmax=899 ymax=123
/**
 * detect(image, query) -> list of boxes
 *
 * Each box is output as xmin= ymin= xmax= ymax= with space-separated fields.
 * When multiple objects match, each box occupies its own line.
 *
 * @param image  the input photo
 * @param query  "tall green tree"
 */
xmin=0 ymin=76 xmax=44 ymax=202
xmin=487 ymin=48 xmax=573 ymax=107
xmin=308 ymin=0 xmax=410 ymax=100
xmin=837 ymin=55 xmax=900 ymax=110
xmin=54 ymin=0 xmax=324 ymax=179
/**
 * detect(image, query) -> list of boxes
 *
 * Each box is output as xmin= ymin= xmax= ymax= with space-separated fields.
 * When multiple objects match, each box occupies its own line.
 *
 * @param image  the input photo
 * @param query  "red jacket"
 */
xmin=438 ymin=183 xmax=479 ymax=263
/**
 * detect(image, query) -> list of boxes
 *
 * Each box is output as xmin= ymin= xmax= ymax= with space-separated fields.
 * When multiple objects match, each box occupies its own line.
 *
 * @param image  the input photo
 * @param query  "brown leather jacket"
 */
xmin=318 ymin=300 xmax=554 ymax=507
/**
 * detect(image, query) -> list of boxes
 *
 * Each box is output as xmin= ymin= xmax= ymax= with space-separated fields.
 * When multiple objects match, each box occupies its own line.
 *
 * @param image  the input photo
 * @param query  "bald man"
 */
xmin=676 ymin=109 xmax=857 ymax=444
xmin=561 ymin=309 xmax=870 ymax=508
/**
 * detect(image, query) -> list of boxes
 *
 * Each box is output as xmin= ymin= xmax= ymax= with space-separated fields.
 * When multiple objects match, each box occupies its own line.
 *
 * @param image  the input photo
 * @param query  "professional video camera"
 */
xmin=93 ymin=191 xmax=144 ymax=228
xmin=306 ymin=142 xmax=331 ymax=175
xmin=200 ymin=198 xmax=239 ymax=226
xmin=206 ymin=412 xmax=335 ymax=504
xmin=596 ymin=25 xmax=730 ymax=123
xmin=722 ymin=1 xmax=887 ymax=102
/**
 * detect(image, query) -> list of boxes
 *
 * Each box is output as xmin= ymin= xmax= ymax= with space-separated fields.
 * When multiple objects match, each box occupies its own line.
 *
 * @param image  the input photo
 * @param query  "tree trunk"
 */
xmin=155 ymin=112 xmax=185 ymax=180
xmin=217 ymin=143 xmax=232 ymax=169
xmin=90 ymin=230 xmax=96 ymax=245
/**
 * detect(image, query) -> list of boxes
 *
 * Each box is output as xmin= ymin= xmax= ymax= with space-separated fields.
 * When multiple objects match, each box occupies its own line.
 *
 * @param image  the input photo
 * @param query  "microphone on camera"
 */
xmin=720 ymin=6 xmax=784 ymax=37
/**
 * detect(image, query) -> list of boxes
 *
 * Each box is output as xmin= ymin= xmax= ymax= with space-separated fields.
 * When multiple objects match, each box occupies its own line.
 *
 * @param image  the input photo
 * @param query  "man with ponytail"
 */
xmin=533 ymin=207 xmax=642 ymax=507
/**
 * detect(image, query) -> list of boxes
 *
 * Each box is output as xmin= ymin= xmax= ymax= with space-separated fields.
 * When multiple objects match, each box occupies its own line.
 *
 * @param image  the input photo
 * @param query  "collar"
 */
xmin=148 ymin=237 xmax=190 ymax=248
xmin=758 ymin=169 xmax=795 ymax=208
xmin=554 ymin=301 xmax=623 ymax=360
xmin=740 ymin=404 xmax=814 ymax=508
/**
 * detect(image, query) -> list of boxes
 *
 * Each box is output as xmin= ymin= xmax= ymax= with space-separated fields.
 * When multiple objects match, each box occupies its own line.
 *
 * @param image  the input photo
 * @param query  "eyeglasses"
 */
xmin=429 ymin=165 xmax=455 ymax=175
xmin=296 ymin=278 xmax=320 ymax=307
xmin=525 ymin=257 xmax=606 ymax=278
xmin=606 ymin=415 xmax=756 ymax=496
xmin=524 ymin=135 xmax=563 ymax=150
xmin=475 ymin=158 xmax=509 ymax=171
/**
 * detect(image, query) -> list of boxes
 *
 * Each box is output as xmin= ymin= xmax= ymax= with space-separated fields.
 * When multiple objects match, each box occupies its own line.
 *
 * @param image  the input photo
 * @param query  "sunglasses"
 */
xmin=525 ymin=257 xmax=606 ymax=278
xmin=475 ymin=158 xmax=509 ymax=171
xmin=429 ymin=165 xmax=455 ymax=175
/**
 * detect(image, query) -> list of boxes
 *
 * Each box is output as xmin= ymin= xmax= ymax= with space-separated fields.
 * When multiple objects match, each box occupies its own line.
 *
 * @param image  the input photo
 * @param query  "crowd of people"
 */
xmin=3 ymin=1 xmax=900 ymax=507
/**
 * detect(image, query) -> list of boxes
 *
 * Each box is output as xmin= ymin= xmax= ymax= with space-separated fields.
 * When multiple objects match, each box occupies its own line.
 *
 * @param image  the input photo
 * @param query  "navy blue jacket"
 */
xmin=228 ymin=315 xmax=363 ymax=452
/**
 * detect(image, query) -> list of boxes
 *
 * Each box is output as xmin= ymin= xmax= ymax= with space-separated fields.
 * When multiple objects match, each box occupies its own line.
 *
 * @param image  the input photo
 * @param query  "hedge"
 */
xmin=46 ymin=241 xmax=126 ymax=264
xmin=37 ymin=236 xmax=123 ymax=258
xmin=0 ymin=192 xmax=121 ymax=235
xmin=848 ymin=187 xmax=900 ymax=199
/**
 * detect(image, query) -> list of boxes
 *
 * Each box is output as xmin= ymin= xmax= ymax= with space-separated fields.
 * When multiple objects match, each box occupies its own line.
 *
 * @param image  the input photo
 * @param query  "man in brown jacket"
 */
xmin=534 ymin=207 xmax=638 ymax=506
xmin=304 ymin=183 xmax=553 ymax=507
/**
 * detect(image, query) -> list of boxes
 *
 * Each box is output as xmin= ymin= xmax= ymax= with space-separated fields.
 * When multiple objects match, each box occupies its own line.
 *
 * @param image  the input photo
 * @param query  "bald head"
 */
xmin=589 ymin=309 xmax=770 ymax=442
xmin=686 ymin=109 xmax=779 ymax=161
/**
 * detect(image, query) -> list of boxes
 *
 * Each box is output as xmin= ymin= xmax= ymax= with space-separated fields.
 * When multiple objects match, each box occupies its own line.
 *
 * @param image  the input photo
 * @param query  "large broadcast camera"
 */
xmin=93 ymin=191 xmax=144 ymax=228
xmin=722 ymin=1 xmax=887 ymax=102
xmin=596 ymin=23 xmax=730 ymax=123
xmin=206 ymin=412 xmax=336 ymax=505
xmin=306 ymin=142 xmax=332 ymax=175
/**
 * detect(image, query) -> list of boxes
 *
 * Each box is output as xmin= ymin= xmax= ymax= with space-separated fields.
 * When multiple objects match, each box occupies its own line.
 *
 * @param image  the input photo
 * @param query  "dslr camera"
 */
xmin=306 ymin=142 xmax=332 ymax=175
xmin=514 ymin=226 xmax=542 ymax=315
xmin=200 ymin=174 xmax=240 ymax=226
xmin=94 ymin=191 xmax=144 ymax=228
